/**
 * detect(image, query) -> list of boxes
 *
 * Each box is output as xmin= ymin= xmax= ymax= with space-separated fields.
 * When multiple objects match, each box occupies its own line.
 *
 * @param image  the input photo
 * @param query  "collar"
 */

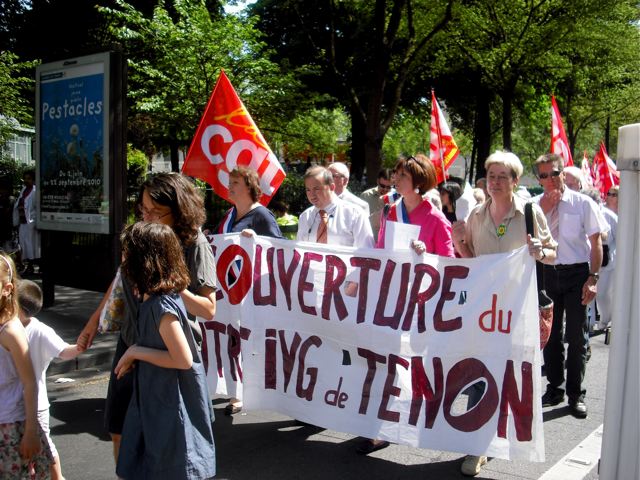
xmin=475 ymin=195 xmax=524 ymax=220
xmin=314 ymin=198 xmax=339 ymax=216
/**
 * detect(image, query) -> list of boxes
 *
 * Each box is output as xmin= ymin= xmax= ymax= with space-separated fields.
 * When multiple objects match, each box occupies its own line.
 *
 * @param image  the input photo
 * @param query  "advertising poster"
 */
xmin=36 ymin=53 xmax=111 ymax=233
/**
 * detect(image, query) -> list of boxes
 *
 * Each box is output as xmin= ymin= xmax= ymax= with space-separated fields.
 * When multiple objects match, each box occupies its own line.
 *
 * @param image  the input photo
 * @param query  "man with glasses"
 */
xmin=533 ymin=153 xmax=608 ymax=419
xmin=327 ymin=162 xmax=370 ymax=215
xmin=359 ymin=168 xmax=393 ymax=238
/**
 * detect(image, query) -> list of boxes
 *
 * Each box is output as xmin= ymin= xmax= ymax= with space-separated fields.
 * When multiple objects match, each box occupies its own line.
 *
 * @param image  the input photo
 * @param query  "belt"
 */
xmin=544 ymin=262 xmax=589 ymax=270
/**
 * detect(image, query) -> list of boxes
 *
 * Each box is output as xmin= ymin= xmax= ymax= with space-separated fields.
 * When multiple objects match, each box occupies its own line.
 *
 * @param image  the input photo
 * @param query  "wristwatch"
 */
xmin=588 ymin=272 xmax=599 ymax=282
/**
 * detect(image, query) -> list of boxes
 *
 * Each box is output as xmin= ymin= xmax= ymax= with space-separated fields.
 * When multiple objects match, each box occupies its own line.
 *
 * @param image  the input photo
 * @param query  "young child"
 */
xmin=17 ymin=279 xmax=81 ymax=480
xmin=0 ymin=253 xmax=52 ymax=479
xmin=114 ymin=222 xmax=216 ymax=479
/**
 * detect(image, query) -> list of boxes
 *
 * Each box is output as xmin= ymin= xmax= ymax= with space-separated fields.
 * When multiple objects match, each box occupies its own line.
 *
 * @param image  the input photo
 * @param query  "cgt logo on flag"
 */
xmin=182 ymin=70 xmax=285 ymax=205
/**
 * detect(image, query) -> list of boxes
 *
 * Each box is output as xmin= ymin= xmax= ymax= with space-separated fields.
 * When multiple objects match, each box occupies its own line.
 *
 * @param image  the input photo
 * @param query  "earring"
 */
xmin=414 ymin=188 xmax=420 ymax=194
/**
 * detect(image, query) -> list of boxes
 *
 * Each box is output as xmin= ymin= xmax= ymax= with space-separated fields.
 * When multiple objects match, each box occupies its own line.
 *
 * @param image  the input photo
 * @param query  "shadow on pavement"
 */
xmin=212 ymin=412 xmax=463 ymax=480
xmin=50 ymin=398 xmax=111 ymax=442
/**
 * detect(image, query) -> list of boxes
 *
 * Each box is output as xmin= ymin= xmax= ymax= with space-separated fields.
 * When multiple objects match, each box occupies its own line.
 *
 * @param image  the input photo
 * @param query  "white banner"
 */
xmin=200 ymin=234 xmax=544 ymax=461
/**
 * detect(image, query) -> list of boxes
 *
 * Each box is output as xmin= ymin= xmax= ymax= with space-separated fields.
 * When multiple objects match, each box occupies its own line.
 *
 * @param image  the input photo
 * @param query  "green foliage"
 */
xmin=0 ymin=51 xmax=36 ymax=146
xmin=100 ymin=0 xmax=306 ymax=165
xmin=0 ymin=157 xmax=28 ymax=195
xmin=278 ymin=108 xmax=349 ymax=160
xmin=126 ymin=144 xmax=148 ymax=195
xmin=382 ymin=111 xmax=429 ymax=166
xmin=271 ymin=171 xmax=308 ymax=217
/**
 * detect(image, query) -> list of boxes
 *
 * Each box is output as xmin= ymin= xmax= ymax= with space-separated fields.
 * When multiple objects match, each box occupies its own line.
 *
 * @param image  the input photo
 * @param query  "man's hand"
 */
xmin=581 ymin=277 xmax=597 ymax=305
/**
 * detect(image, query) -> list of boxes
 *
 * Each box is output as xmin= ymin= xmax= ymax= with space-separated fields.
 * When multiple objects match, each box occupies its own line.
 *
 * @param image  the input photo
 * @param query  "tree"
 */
xmin=251 ymin=0 xmax=454 ymax=184
xmin=280 ymin=108 xmax=349 ymax=161
xmin=0 ymin=51 xmax=35 ymax=147
xmin=100 ymin=0 xmax=306 ymax=171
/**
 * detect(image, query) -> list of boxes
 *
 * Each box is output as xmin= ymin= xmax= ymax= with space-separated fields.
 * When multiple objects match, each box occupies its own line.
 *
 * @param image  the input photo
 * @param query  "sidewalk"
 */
xmin=33 ymin=280 xmax=118 ymax=376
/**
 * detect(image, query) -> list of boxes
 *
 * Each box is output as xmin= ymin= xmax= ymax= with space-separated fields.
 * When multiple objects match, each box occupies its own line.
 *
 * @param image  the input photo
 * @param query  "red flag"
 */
xmin=182 ymin=70 xmax=285 ymax=206
xmin=580 ymin=151 xmax=594 ymax=188
xmin=550 ymin=96 xmax=573 ymax=167
xmin=592 ymin=142 xmax=618 ymax=199
xmin=430 ymin=91 xmax=460 ymax=184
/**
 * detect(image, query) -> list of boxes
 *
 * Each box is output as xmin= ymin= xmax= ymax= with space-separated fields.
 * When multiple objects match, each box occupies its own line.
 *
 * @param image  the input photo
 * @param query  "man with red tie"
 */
xmin=297 ymin=166 xmax=374 ymax=248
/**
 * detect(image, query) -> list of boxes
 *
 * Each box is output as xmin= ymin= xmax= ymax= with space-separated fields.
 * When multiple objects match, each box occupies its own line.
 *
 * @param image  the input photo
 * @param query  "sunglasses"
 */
xmin=537 ymin=170 xmax=562 ymax=180
xmin=607 ymin=192 xmax=618 ymax=197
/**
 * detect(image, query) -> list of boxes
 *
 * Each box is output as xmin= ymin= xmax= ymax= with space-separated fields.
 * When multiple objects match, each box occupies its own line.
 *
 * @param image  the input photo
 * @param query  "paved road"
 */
xmin=48 ymin=333 xmax=609 ymax=480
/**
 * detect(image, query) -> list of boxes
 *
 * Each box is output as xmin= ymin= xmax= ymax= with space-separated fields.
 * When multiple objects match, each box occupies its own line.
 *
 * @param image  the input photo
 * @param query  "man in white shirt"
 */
xmin=297 ymin=166 xmax=374 ymax=249
xmin=327 ymin=162 xmax=370 ymax=215
xmin=533 ymin=153 xmax=608 ymax=419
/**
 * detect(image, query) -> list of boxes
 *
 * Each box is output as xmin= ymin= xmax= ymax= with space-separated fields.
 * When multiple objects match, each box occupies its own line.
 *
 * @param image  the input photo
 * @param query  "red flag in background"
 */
xmin=430 ymin=91 xmax=460 ymax=184
xmin=592 ymin=142 xmax=619 ymax=199
xmin=581 ymin=151 xmax=594 ymax=188
xmin=182 ymin=70 xmax=285 ymax=206
xmin=550 ymin=96 xmax=573 ymax=167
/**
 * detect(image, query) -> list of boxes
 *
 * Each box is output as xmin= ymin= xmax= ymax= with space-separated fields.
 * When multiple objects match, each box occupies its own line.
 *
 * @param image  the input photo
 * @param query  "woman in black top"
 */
xmin=217 ymin=167 xmax=283 ymax=238
xmin=216 ymin=167 xmax=282 ymax=415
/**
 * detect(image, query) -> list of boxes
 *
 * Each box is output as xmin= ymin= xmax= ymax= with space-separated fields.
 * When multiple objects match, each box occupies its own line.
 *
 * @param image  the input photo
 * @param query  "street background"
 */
xmin=42 ymin=282 xmax=606 ymax=480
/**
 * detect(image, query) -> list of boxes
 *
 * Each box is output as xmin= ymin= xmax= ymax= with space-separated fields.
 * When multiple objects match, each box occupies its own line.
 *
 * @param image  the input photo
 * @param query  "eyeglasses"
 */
xmin=377 ymin=183 xmax=392 ymax=191
xmin=537 ymin=170 xmax=562 ymax=180
xmin=607 ymin=192 xmax=618 ymax=197
xmin=140 ymin=205 xmax=172 ymax=220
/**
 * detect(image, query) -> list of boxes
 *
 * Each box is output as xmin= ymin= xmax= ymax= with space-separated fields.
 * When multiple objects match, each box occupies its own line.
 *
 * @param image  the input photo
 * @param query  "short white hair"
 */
xmin=563 ymin=166 xmax=584 ymax=185
xmin=484 ymin=150 xmax=523 ymax=179
xmin=328 ymin=162 xmax=350 ymax=180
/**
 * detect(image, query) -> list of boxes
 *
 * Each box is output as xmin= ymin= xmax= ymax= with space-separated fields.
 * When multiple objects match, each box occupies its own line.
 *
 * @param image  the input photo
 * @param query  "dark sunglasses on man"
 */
xmin=537 ymin=170 xmax=562 ymax=180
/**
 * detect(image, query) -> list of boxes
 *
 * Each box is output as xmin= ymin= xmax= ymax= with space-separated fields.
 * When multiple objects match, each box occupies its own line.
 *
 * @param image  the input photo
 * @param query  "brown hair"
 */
xmin=138 ymin=173 xmax=205 ymax=247
xmin=534 ymin=153 xmax=564 ymax=175
xmin=304 ymin=165 xmax=333 ymax=185
xmin=394 ymin=154 xmax=437 ymax=194
xmin=230 ymin=167 xmax=262 ymax=203
xmin=16 ymin=279 xmax=42 ymax=318
xmin=0 ymin=253 xmax=18 ymax=325
xmin=120 ymin=222 xmax=190 ymax=296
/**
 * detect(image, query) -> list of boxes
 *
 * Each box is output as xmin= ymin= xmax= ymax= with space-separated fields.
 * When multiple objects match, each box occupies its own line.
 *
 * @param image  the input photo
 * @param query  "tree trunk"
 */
xmin=167 ymin=125 xmax=179 ymax=172
xmin=474 ymin=89 xmax=491 ymax=181
xmin=349 ymin=102 xmax=366 ymax=180
xmin=501 ymin=86 xmax=513 ymax=151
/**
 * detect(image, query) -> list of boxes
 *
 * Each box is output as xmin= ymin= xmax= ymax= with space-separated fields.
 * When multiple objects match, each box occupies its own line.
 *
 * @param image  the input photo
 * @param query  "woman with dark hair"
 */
xmin=439 ymin=181 xmax=462 ymax=223
xmin=216 ymin=167 xmax=282 ymax=415
xmin=76 ymin=172 xmax=217 ymax=465
xmin=376 ymin=155 xmax=455 ymax=257
xmin=358 ymin=155 xmax=455 ymax=455
xmin=216 ymin=167 xmax=282 ymax=238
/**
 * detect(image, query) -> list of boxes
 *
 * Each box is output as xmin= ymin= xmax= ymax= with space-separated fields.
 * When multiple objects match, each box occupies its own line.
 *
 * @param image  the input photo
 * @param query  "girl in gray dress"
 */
xmin=115 ymin=222 xmax=216 ymax=479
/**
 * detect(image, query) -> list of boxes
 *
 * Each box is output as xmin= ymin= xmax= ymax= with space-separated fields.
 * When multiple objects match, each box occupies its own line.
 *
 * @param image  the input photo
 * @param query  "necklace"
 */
xmin=491 ymin=200 xmax=513 ymax=238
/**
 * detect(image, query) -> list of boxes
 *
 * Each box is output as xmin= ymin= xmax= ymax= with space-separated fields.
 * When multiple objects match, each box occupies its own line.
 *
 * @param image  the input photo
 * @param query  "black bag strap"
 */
xmin=524 ymin=202 xmax=545 ymax=294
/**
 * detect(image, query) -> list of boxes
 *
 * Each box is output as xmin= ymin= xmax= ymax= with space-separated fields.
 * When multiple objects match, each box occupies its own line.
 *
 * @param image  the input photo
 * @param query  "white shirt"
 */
xmin=25 ymin=318 xmax=69 ymax=410
xmin=455 ymin=182 xmax=477 ymax=221
xmin=601 ymin=206 xmax=617 ymax=271
xmin=296 ymin=197 xmax=374 ymax=248
xmin=338 ymin=189 xmax=370 ymax=216
xmin=533 ymin=188 xmax=608 ymax=265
